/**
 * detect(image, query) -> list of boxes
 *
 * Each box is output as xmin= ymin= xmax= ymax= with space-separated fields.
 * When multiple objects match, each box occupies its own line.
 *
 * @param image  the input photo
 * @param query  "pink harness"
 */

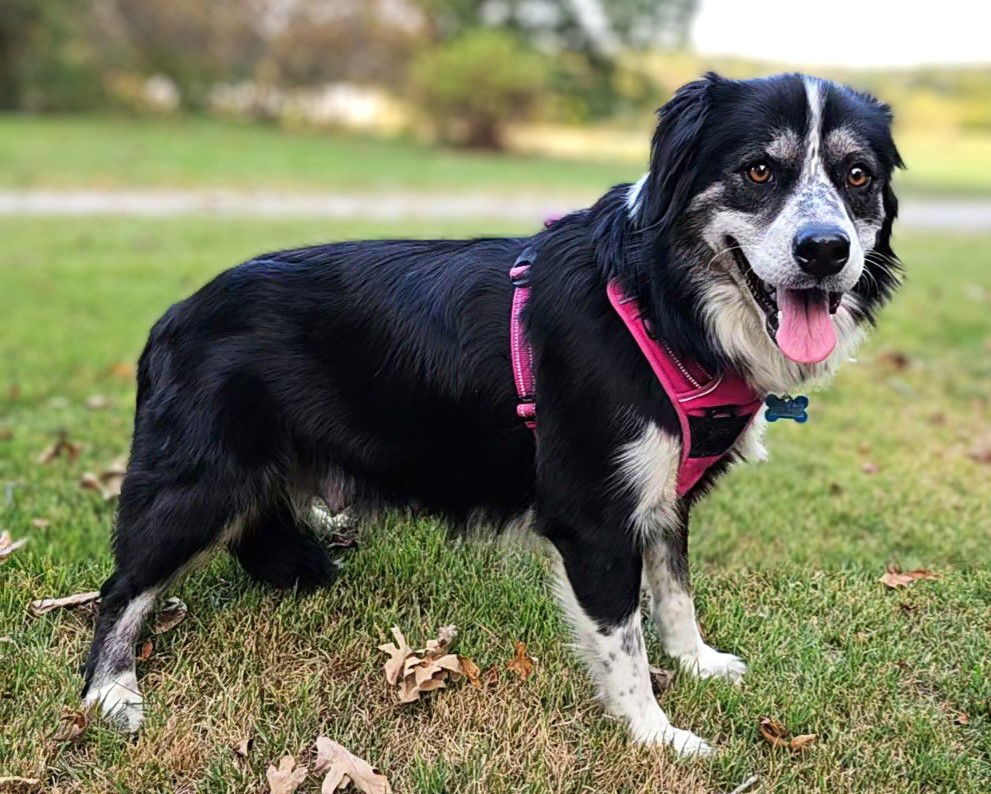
xmin=509 ymin=255 xmax=763 ymax=496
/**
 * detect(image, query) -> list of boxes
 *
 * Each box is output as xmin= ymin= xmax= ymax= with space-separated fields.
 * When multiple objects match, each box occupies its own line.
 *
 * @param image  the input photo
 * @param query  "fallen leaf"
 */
xmin=459 ymin=655 xmax=482 ymax=688
xmin=758 ymin=716 xmax=817 ymax=752
xmin=108 ymin=361 xmax=135 ymax=380
xmin=857 ymin=442 xmax=872 ymax=455
xmin=378 ymin=625 xmax=463 ymax=703
xmin=861 ymin=461 xmax=879 ymax=475
xmin=79 ymin=456 xmax=127 ymax=501
xmin=85 ymin=394 xmax=112 ymax=410
xmin=35 ymin=431 xmax=82 ymax=464
xmin=506 ymin=641 xmax=535 ymax=681
xmin=928 ymin=412 xmax=947 ymax=426
xmin=0 ymin=777 xmax=41 ymax=790
xmin=0 ymin=531 xmax=28 ymax=562
xmin=314 ymin=736 xmax=392 ymax=794
xmin=266 ymin=756 xmax=308 ymax=794
xmin=232 ymin=736 xmax=253 ymax=758
xmin=940 ymin=702 xmax=969 ymax=725
xmin=877 ymin=350 xmax=910 ymax=371
xmin=28 ymin=591 xmax=100 ymax=616
xmin=878 ymin=566 xmax=941 ymax=589
xmin=30 ymin=518 xmax=50 ymax=529
xmin=53 ymin=708 xmax=90 ymax=743
xmin=968 ymin=446 xmax=991 ymax=465
xmin=649 ymin=665 xmax=675 ymax=696
xmin=136 ymin=640 xmax=153 ymax=662
xmin=150 ymin=597 xmax=187 ymax=634
xmin=0 ymin=428 xmax=13 ymax=441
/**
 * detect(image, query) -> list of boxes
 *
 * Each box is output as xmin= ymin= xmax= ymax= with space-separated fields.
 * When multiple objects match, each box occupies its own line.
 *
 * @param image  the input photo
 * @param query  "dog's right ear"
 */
xmin=636 ymin=73 xmax=721 ymax=231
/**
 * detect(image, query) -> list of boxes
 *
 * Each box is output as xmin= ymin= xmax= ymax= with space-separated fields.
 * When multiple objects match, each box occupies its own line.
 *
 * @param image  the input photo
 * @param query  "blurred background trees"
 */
xmin=0 ymin=0 xmax=989 ymax=150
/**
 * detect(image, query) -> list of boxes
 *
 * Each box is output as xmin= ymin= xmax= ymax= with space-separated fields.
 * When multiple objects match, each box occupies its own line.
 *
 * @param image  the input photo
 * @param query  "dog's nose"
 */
xmin=792 ymin=225 xmax=850 ymax=280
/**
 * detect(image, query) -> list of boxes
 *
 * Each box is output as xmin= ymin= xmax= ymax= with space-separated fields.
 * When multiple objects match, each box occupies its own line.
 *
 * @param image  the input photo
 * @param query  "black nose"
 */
xmin=792 ymin=225 xmax=850 ymax=279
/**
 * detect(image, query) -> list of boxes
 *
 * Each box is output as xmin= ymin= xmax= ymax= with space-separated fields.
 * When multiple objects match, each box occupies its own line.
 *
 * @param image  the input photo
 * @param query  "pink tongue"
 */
xmin=775 ymin=288 xmax=836 ymax=364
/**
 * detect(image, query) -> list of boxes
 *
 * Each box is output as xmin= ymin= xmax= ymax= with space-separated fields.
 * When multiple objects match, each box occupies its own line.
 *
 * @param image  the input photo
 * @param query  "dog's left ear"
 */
xmin=636 ymin=73 xmax=720 ymax=230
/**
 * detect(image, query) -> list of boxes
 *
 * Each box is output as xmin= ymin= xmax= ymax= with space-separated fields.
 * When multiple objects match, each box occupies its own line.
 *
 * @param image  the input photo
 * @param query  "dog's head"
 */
xmin=628 ymin=73 xmax=902 ymax=387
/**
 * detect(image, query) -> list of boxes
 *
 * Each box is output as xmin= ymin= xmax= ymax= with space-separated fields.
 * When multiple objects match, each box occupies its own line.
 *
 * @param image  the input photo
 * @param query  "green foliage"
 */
xmin=410 ymin=29 xmax=549 ymax=149
xmin=0 ymin=0 xmax=106 ymax=111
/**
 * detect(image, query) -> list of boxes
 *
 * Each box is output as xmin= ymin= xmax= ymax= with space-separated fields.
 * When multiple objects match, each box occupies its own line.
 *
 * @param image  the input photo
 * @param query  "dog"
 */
xmin=82 ymin=72 xmax=901 ymax=754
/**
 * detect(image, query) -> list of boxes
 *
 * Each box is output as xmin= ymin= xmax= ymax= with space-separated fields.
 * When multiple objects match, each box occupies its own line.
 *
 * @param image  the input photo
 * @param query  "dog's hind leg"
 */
xmin=643 ymin=515 xmax=746 ymax=683
xmin=229 ymin=495 xmax=338 ymax=592
xmin=545 ymin=526 xmax=712 ymax=756
xmin=82 ymin=469 xmax=253 ymax=732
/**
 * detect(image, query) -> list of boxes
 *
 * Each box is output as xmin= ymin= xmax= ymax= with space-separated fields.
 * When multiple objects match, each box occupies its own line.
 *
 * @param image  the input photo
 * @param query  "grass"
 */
xmin=1 ymin=217 xmax=990 ymax=793
xmin=1 ymin=114 xmax=990 ymax=198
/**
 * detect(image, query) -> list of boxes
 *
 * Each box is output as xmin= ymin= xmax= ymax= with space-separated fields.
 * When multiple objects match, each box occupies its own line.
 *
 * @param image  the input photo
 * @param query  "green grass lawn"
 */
xmin=1 ymin=114 xmax=989 ymax=198
xmin=1 ymin=218 xmax=990 ymax=793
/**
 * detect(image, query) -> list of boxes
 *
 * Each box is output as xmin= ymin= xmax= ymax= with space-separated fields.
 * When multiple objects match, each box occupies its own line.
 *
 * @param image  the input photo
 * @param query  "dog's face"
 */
xmin=631 ymin=74 xmax=902 ymax=379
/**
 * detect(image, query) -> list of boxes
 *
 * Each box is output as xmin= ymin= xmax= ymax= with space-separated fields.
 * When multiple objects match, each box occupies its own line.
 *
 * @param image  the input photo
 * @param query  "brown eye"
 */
xmin=747 ymin=163 xmax=772 ymax=184
xmin=847 ymin=165 xmax=871 ymax=188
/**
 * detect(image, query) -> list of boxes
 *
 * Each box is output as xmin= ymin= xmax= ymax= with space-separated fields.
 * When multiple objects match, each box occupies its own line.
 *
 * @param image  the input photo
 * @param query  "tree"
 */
xmin=410 ymin=29 xmax=548 ymax=149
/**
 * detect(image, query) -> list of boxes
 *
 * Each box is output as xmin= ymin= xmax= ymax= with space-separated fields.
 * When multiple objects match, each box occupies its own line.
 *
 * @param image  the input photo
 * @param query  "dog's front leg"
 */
xmin=545 ymin=524 xmax=712 ymax=756
xmin=643 ymin=516 xmax=746 ymax=683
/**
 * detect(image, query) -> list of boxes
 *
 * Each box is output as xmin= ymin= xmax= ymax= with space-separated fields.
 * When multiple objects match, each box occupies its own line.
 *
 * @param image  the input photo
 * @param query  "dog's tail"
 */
xmin=229 ymin=498 xmax=338 ymax=592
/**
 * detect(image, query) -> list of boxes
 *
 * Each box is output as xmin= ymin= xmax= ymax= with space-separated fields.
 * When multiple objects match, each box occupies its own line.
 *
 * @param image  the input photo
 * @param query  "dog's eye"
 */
xmin=847 ymin=165 xmax=871 ymax=188
xmin=746 ymin=163 xmax=772 ymax=184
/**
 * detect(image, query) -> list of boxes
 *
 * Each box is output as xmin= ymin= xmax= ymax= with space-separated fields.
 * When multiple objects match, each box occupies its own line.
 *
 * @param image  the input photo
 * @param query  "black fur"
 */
xmin=82 ymin=73 xmax=902 ymax=710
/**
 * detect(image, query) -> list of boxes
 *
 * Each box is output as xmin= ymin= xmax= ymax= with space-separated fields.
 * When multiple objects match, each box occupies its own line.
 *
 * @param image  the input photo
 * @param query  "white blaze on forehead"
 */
xmin=767 ymin=128 xmax=801 ymax=162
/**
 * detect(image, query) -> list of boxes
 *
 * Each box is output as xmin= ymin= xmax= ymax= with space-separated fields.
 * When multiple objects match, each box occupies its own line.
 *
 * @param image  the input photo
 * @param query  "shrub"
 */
xmin=409 ymin=29 xmax=548 ymax=150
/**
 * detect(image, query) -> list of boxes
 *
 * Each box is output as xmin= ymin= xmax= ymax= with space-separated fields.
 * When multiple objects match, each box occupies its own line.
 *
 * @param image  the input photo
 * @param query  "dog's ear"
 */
xmin=636 ymin=73 xmax=720 ymax=230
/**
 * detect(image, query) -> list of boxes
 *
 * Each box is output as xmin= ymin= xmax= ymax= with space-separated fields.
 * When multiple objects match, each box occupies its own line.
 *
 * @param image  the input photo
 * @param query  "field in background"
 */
xmin=2 ymin=115 xmax=991 ymax=198
xmin=1 ymin=216 xmax=989 ymax=792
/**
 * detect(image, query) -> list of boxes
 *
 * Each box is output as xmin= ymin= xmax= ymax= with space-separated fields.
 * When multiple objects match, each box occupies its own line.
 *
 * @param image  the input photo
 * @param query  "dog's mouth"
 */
xmin=728 ymin=237 xmax=842 ymax=365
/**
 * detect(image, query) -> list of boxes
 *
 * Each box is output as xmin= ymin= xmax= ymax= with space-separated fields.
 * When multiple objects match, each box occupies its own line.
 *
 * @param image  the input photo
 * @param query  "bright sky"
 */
xmin=692 ymin=0 xmax=991 ymax=68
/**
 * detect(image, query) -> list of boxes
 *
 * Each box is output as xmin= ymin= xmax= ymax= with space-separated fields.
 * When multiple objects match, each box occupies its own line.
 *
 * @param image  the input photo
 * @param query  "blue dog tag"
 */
xmin=765 ymin=394 xmax=809 ymax=423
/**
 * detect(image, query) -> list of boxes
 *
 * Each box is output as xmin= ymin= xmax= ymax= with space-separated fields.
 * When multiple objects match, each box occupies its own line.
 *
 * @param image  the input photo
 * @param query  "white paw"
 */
xmin=84 ymin=676 xmax=144 ymax=733
xmin=662 ymin=725 xmax=714 ymax=756
xmin=680 ymin=644 xmax=747 ymax=683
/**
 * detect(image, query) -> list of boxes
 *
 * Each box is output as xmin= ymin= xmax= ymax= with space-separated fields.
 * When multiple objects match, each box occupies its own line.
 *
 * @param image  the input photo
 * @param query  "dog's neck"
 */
xmin=608 ymin=215 xmax=865 ymax=396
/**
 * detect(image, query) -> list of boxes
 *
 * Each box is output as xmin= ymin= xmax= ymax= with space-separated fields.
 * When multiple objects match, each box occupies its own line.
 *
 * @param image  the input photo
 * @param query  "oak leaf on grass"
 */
xmin=315 ymin=736 xmax=392 ymax=794
xmin=0 ymin=530 xmax=27 ymax=563
xmin=266 ymin=756 xmax=308 ymax=794
xmin=758 ymin=716 xmax=817 ymax=752
xmin=506 ymin=640 xmax=535 ymax=680
xmin=378 ymin=625 xmax=463 ymax=703
xmin=878 ymin=565 xmax=940 ymax=589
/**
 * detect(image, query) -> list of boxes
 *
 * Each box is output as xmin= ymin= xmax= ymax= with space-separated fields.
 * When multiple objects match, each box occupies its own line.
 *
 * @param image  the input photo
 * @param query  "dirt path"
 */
xmin=0 ymin=189 xmax=988 ymax=231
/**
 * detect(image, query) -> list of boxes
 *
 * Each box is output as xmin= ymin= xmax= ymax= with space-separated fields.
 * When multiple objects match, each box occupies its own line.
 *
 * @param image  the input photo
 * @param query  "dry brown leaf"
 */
xmin=79 ymin=457 xmax=127 ymax=501
xmin=758 ymin=717 xmax=817 ymax=752
xmin=506 ymin=641 xmax=535 ymax=680
xmin=0 ymin=428 xmax=13 ymax=441
xmin=28 ymin=591 xmax=100 ymax=617
xmin=459 ymin=655 xmax=482 ymax=688
xmin=266 ymin=756 xmax=308 ymax=794
xmin=232 ymin=736 xmax=253 ymax=758
xmin=378 ymin=625 xmax=463 ymax=703
xmin=968 ymin=446 xmax=991 ymax=465
xmin=108 ymin=361 xmax=135 ymax=380
xmin=378 ymin=626 xmax=413 ymax=687
xmin=150 ymin=597 xmax=188 ymax=634
xmin=860 ymin=461 xmax=879 ymax=475
xmin=53 ymin=708 xmax=90 ymax=743
xmin=878 ymin=566 xmax=941 ymax=589
xmin=136 ymin=639 xmax=154 ymax=662
xmin=649 ymin=665 xmax=675 ymax=696
xmin=35 ymin=431 xmax=82 ymax=464
xmin=315 ymin=736 xmax=392 ymax=794
xmin=0 ymin=777 xmax=42 ymax=790
xmin=0 ymin=531 xmax=28 ymax=563
xmin=30 ymin=518 xmax=50 ymax=529
xmin=85 ymin=394 xmax=112 ymax=410
xmin=877 ymin=350 xmax=911 ymax=371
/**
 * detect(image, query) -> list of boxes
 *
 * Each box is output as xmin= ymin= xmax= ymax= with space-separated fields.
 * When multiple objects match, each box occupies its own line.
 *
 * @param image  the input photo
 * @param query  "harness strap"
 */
xmin=509 ymin=249 xmax=537 ymax=429
xmin=509 ymin=249 xmax=763 ymax=496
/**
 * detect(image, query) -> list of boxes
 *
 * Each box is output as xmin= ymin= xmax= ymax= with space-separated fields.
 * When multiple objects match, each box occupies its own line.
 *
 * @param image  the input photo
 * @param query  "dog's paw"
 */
xmin=83 ymin=677 xmax=144 ymax=733
xmin=679 ymin=644 xmax=747 ymax=683
xmin=634 ymin=722 xmax=713 ymax=756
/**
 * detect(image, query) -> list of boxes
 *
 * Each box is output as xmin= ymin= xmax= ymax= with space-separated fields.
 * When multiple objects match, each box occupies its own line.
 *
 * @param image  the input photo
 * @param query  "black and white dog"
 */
xmin=83 ymin=73 xmax=901 ymax=754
